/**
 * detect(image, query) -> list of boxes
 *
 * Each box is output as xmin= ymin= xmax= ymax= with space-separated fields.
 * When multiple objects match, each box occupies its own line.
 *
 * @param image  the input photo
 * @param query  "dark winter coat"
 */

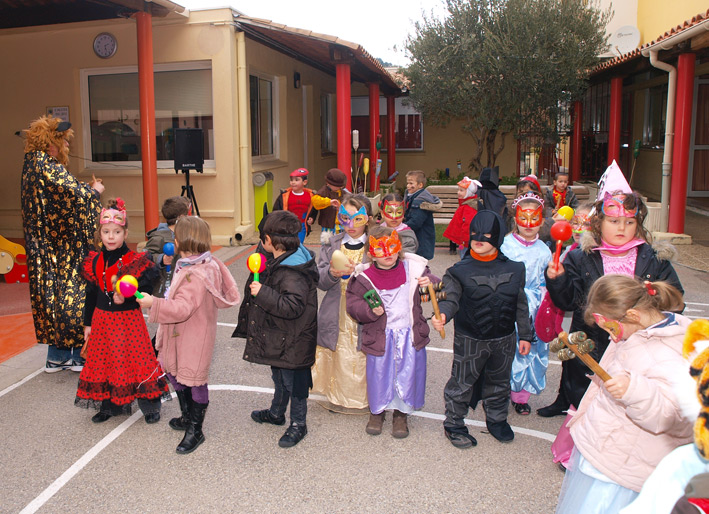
xmin=437 ymin=252 xmax=533 ymax=342
xmin=404 ymin=187 xmax=442 ymax=259
xmin=543 ymin=187 xmax=579 ymax=215
xmin=345 ymin=254 xmax=438 ymax=356
xmin=233 ymin=245 xmax=318 ymax=369
xmin=545 ymin=235 xmax=684 ymax=407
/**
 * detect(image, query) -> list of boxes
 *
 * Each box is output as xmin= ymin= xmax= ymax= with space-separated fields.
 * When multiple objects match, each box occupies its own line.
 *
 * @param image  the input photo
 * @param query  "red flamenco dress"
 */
xmin=75 ymin=243 xmax=170 ymax=416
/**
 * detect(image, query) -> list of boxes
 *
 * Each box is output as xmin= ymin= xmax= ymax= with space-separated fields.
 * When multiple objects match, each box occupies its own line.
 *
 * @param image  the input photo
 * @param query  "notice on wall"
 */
xmin=46 ymin=106 xmax=69 ymax=123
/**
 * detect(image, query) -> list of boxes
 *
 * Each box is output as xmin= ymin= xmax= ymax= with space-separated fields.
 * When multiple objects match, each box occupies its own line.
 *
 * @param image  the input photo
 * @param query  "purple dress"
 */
xmin=365 ymin=261 xmax=427 ymax=415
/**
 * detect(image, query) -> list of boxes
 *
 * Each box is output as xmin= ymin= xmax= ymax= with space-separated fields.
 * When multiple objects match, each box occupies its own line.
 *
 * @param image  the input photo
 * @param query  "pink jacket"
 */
xmin=568 ymin=313 xmax=694 ymax=492
xmin=149 ymin=255 xmax=240 ymax=387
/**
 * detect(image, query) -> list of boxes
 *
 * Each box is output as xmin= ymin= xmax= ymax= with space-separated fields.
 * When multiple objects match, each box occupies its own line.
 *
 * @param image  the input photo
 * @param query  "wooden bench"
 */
xmin=427 ymin=184 xmax=591 ymax=224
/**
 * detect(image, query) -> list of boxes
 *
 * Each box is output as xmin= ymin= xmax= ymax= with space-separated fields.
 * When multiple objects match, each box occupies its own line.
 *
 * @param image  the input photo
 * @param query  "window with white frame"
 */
xmin=81 ymin=62 xmax=214 ymax=166
xmin=250 ymin=74 xmax=276 ymax=157
xmin=320 ymin=93 xmax=335 ymax=154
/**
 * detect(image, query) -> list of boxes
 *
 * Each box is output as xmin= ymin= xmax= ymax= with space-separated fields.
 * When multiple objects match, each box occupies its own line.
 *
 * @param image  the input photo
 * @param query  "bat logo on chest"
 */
xmin=471 ymin=272 xmax=513 ymax=291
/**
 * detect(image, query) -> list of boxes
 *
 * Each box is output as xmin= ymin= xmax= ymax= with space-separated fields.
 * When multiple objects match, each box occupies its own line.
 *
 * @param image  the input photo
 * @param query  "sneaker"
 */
xmin=144 ymin=412 xmax=161 ymax=424
xmin=251 ymin=409 xmax=286 ymax=426
xmin=444 ymin=427 xmax=478 ymax=449
xmin=92 ymin=412 xmax=112 ymax=423
xmin=70 ymin=359 xmax=85 ymax=372
xmin=512 ymin=402 xmax=531 ymax=415
xmin=278 ymin=423 xmax=307 ymax=448
xmin=365 ymin=412 xmax=385 ymax=436
xmin=44 ymin=359 xmax=72 ymax=373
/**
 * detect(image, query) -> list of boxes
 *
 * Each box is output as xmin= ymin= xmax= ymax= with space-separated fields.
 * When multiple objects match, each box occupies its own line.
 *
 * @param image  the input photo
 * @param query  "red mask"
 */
xmin=369 ymin=231 xmax=402 ymax=258
xmin=515 ymin=204 xmax=543 ymax=228
xmin=381 ymin=200 xmax=404 ymax=221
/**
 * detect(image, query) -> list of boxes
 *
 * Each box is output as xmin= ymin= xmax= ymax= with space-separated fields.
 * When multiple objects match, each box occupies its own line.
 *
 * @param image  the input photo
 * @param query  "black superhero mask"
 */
xmin=469 ymin=210 xmax=505 ymax=249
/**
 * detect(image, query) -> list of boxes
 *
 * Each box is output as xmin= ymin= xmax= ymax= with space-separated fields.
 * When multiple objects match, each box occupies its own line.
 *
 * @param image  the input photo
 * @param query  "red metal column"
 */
xmin=608 ymin=77 xmax=623 ymax=166
xmin=336 ymin=63 xmax=353 ymax=190
xmin=135 ymin=11 xmax=159 ymax=231
xmin=571 ymin=101 xmax=583 ymax=184
xmin=387 ymin=95 xmax=396 ymax=183
xmin=368 ymin=83 xmax=380 ymax=191
xmin=669 ymin=53 xmax=696 ymax=234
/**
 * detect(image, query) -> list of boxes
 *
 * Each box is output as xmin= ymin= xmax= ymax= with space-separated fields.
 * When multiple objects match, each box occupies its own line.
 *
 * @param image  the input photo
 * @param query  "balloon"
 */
xmin=116 ymin=275 xmax=144 ymax=299
xmin=557 ymin=206 xmax=574 ymax=221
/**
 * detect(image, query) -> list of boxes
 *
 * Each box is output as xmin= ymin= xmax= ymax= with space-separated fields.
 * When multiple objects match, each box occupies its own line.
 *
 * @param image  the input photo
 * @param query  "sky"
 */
xmin=179 ymin=0 xmax=446 ymax=66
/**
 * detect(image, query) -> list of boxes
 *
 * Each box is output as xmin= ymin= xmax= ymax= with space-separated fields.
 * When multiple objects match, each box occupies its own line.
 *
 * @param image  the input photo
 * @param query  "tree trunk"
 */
xmin=466 ymin=125 xmax=485 ymax=174
xmin=485 ymin=129 xmax=497 ymax=167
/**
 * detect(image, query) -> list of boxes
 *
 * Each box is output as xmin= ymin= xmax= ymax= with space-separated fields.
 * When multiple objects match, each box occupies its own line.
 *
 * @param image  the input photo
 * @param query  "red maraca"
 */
xmin=247 ymin=253 xmax=266 ymax=294
xmin=116 ymin=275 xmax=144 ymax=299
xmin=550 ymin=221 xmax=573 ymax=272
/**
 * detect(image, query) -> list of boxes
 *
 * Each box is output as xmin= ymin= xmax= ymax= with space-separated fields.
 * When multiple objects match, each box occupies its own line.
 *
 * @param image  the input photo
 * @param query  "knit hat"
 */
xmin=325 ymin=168 xmax=347 ymax=188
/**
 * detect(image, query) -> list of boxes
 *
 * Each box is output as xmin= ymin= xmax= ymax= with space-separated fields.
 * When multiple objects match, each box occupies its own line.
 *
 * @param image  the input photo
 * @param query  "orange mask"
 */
xmin=369 ymin=231 xmax=402 ymax=258
xmin=515 ymin=204 xmax=543 ymax=228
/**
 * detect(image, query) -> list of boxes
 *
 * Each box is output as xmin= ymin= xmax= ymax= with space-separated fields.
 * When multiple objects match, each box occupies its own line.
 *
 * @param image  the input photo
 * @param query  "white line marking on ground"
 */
xmin=686 ymin=302 xmax=709 ymax=307
xmin=0 ymin=368 xmax=43 ymax=399
xmin=20 ymin=409 xmax=144 ymax=514
xmin=21 ymin=383 xmax=557 ymax=511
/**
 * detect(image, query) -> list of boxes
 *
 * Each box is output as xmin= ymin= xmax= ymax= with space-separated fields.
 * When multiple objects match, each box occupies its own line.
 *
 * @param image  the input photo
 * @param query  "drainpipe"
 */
xmin=641 ymin=19 xmax=709 ymax=232
xmin=233 ymin=29 xmax=254 ymax=242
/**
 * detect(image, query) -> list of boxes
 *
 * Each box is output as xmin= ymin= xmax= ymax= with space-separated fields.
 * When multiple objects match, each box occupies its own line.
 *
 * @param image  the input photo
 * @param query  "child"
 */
xmin=500 ymin=192 xmax=552 ymax=415
xmin=233 ymin=210 xmax=318 ymax=448
xmin=443 ymin=176 xmax=480 ymax=258
xmin=544 ymin=165 xmax=684 ymax=416
xmin=403 ymin=170 xmax=442 ymax=260
xmin=311 ymin=194 xmax=372 ymax=410
xmin=555 ymin=275 xmax=693 ymax=513
xmin=345 ymin=226 xmax=438 ymax=438
xmin=143 ymin=196 xmax=191 ymax=297
xmin=433 ymin=210 xmax=532 ymax=447
xmin=272 ymin=168 xmax=314 ymax=243
xmin=379 ymin=192 xmax=418 ymax=253
xmin=310 ymin=168 xmax=348 ymax=244
xmin=137 ymin=216 xmax=240 ymax=454
xmin=534 ymin=203 xmax=592 ymax=351
xmin=544 ymin=170 xmax=579 ymax=217
xmin=75 ymin=198 xmax=170 ymax=424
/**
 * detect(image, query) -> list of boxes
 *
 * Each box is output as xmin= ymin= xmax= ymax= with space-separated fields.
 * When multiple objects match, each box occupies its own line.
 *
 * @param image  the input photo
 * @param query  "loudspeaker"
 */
xmin=174 ymin=128 xmax=204 ymax=171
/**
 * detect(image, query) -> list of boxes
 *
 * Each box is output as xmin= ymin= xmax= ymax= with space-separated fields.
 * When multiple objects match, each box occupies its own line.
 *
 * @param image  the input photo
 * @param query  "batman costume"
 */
xmin=437 ymin=211 xmax=533 ymax=446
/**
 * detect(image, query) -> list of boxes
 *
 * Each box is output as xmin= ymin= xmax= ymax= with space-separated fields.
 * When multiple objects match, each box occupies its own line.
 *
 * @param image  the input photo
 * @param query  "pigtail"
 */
xmin=644 ymin=280 xmax=685 ymax=313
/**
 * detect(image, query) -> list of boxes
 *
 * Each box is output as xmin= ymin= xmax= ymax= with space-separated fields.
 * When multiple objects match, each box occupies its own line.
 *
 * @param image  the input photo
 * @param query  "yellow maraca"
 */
xmin=557 ymin=206 xmax=574 ymax=221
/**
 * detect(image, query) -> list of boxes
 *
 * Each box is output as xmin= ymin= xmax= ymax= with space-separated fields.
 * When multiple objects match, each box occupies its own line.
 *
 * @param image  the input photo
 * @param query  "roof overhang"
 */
xmin=0 ymin=0 xmax=187 ymax=30
xmin=591 ymin=9 xmax=709 ymax=80
xmin=233 ymin=14 xmax=402 ymax=96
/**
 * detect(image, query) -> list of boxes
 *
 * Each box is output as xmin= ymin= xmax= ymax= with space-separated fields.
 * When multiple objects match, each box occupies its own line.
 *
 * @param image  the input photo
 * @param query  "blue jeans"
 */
xmin=47 ymin=345 xmax=83 ymax=364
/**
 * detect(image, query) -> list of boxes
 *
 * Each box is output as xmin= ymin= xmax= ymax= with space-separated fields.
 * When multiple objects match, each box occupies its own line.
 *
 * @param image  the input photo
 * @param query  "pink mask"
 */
xmin=592 ymin=313 xmax=624 ymax=343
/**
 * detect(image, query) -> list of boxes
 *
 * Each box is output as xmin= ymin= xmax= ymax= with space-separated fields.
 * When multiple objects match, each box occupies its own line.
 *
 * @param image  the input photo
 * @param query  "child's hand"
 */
xmin=519 ymin=340 xmax=531 ymax=355
xmin=551 ymin=212 xmax=565 ymax=222
xmin=331 ymin=199 xmax=341 ymax=210
xmin=432 ymin=313 xmax=446 ymax=332
xmin=163 ymin=254 xmax=173 ymax=266
xmin=546 ymin=260 xmax=565 ymax=279
xmin=372 ymin=306 xmax=384 ymax=316
xmin=84 ymin=326 xmax=91 ymax=341
xmin=250 ymin=281 xmax=262 ymax=296
xmin=136 ymin=294 xmax=154 ymax=309
xmin=417 ymin=276 xmax=431 ymax=288
xmin=113 ymin=291 xmax=125 ymax=305
xmin=604 ymin=374 xmax=630 ymax=400
xmin=307 ymin=217 xmax=314 ymax=225
xmin=330 ymin=259 xmax=354 ymax=278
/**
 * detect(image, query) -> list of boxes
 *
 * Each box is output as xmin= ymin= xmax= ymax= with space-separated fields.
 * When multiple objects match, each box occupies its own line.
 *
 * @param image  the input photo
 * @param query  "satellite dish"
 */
xmin=609 ymin=25 xmax=641 ymax=55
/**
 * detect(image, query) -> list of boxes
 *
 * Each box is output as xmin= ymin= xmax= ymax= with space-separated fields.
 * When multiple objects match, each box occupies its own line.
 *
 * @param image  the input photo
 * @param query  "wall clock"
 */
xmin=93 ymin=32 xmax=117 ymax=59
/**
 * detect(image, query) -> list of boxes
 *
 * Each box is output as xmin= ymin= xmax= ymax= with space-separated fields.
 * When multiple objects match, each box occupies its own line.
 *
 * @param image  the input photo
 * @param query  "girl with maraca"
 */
xmin=75 ymin=198 xmax=169 ymax=424
xmin=500 ymin=191 xmax=552 ymax=415
xmin=137 ymin=216 xmax=240 ymax=454
xmin=544 ymin=161 xmax=684 ymax=415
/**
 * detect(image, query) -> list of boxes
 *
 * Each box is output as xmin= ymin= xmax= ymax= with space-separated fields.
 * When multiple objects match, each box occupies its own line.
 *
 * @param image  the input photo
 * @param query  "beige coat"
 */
xmin=569 ymin=314 xmax=695 ymax=492
xmin=149 ymin=255 xmax=240 ymax=386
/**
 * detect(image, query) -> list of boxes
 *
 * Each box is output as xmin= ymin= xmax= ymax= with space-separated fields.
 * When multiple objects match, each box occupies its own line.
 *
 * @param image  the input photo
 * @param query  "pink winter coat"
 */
xmin=149 ymin=255 xmax=240 ymax=387
xmin=568 ymin=313 xmax=695 ymax=492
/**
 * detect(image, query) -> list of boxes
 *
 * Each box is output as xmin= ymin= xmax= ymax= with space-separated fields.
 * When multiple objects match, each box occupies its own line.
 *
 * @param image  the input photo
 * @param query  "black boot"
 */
xmin=537 ymin=393 xmax=569 ymax=418
xmin=176 ymin=401 xmax=208 ymax=454
xmin=278 ymin=422 xmax=307 ymax=448
xmin=170 ymin=389 xmax=192 ymax=431
xmin=486 ymin=419 xmax=514 ymax=442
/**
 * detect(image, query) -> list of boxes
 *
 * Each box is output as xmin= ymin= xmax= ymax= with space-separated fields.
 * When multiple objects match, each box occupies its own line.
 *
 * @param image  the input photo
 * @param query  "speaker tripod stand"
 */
xmin=178 ymin=168 xmax=202 ymax=217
